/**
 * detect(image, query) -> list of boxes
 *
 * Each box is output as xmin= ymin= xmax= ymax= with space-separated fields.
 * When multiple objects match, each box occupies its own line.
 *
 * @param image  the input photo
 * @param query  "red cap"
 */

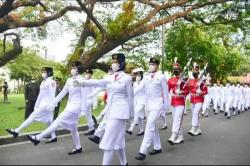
xmin=173 ymin=62 xmax=181 ymax=70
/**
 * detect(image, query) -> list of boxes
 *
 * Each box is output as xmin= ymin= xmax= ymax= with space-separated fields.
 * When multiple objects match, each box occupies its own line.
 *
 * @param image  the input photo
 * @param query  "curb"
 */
xmin=0 ymin=124 xmax=97 ymax=146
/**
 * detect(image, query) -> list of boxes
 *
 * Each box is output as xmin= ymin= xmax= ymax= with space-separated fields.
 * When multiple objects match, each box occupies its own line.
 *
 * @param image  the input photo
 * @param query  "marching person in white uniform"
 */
xmin=212 ymin=83 xmax=220 ymax=114
xmin=6 ymin=67 xmax=57 ymax=143
xmin=135 ymin=57 xmax=169 ymax=161
xmin=81 ymin=53 xmax=134 ymax=166
xmin=202 ymin=82 xmax=212 ymax=117
xmin=27 ymin=61 xmax=87 ymax=155
xmin=223 ymin=81 xmax=234 ymax=119
xmin=126 ymin=68 xmax=145 ymax=136
xmin=219 ymin=84 xmax=225 ymax=113
xmin=81 ymin=69 xmax=97 ymax=136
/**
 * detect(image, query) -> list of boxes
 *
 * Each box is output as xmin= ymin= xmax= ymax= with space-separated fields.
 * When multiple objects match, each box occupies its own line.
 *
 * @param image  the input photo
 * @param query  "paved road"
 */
xmin=1 ymin=110 xmax=250 ymax=165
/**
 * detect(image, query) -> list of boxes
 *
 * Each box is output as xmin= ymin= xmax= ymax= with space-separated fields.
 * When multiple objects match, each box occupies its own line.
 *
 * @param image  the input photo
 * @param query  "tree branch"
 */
xmin=136 ymin=0 xmax=158 ymax=8
xmin=0 ymin=0 xmax=15 ymax=18
xmin=0 ymin=33 xmax=22 ymax=67
xmin=0 ymin=6 xmax=82 ymax=33
xmin=76 ymin=0 xmax=106 ymax=37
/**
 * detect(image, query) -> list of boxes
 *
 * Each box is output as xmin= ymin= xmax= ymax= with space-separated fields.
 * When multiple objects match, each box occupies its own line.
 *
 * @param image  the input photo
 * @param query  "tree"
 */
xmin=1 ymin=0 xmax=249 ymax=71
xmin=165 ymin=21 xmax=245 ymax=82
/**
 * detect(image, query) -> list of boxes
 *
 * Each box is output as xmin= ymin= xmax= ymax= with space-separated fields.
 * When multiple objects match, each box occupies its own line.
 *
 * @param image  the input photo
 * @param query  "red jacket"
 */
xmin=189 ymin=79 xmax=208 ymax=104
xmin=168 ymin=76 xmax=189 ymax=106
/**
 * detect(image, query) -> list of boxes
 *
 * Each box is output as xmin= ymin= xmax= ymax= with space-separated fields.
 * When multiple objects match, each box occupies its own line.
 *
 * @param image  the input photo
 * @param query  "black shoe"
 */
xmin=204 ymin=115 xmax=209 ymax=118
xmin=149 ymin=149 xmax=162 ymax=155
xmin=68 ymin=148 xmax=82 ymax=155
xmin=120 ymin=163 xmax=128 ymax=166
xmin=238 ymin=110 xmax=241 ymax=114
xmin=136 ymin=131 xmax=144 ymax=136
xmin=161 ymin=125 xmax=168 ymax=130
xmin=45 ymin=137 xmax=57 ymax=144
xmin=27 ymin=135 xmax=40 ymax=146
xmin=167 ymin=139 xmax=175 ymax=145
xmin=214 ymin=112 xmax=218 ymax=115
xmin=88 ymin=136 xmax=100 ymax=144
xmin=84 ymin=129 xmax=95 ymax=136
xmin=220 ymin=110 xmax=223 ymax=113
xmin=227 ymin=116 xmax=231 ymax=119
xmin=213 ymin=109 xmax=215 ymax=113
xmin=6 ymin=129 xmax=18 ymax=138
xmin=135 ymin=153 xmax=146 ymax=161
xmin=224 ymin=112 xmax=228 ymax=117
xmin=126 ymin=130 xmax=132 ymax=135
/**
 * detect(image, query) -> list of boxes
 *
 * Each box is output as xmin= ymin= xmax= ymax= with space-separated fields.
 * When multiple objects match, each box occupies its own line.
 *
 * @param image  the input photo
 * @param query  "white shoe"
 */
xmin=188 ymin=127 xmax=196 ymax=136
xmin=193 ymin=128 xmax=202 ymax=136
xmin=168 ymin=133 xmax=177 ymax=145
xmin=174 ymin=135 xmax=184 ymax=144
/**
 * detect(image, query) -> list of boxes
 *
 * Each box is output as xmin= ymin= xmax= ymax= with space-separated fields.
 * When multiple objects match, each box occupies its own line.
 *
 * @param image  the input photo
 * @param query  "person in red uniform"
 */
xmin=167 ymin=61 xmax=190 ymax=145
xmin=188 ymin=64 xmax=208 ymax=136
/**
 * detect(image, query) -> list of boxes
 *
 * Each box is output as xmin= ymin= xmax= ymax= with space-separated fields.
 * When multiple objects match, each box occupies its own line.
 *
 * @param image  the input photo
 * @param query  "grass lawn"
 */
xmin=0 ymin=94 xmax=104 ymax=137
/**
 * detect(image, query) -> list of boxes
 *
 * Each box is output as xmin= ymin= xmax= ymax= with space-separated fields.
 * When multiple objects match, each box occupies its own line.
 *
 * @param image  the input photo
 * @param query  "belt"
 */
xmin=191 ymin=94 xmax=202 ymax=97
xmin=171 ymin=95 xmax=185 ymax=98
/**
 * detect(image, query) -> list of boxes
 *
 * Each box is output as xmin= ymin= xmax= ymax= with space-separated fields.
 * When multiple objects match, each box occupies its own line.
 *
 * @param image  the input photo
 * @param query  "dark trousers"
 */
xmin=25 ymin=101 xmax=36 ymax=119
xmin=53 ymin=103 xmax=60 ymax=120
xmin=3 ymin=92 xmax=8 ymax=102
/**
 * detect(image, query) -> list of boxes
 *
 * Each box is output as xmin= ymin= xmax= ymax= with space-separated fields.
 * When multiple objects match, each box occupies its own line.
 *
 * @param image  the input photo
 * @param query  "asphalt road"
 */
xmin=1 ymin=110 xmax=250 ymax=165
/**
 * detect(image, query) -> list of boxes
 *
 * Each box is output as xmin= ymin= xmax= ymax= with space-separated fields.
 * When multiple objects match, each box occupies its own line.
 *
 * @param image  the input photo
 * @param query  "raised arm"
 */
xmin=47 ymin=82 xmax=69 ymax=110
xmin=82 ymin=79 xmax=107 ymax=88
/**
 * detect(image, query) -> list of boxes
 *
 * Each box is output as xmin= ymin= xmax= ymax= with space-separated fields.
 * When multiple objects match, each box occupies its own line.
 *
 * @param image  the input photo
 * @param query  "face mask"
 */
xmin=136 ymin=76 xmax=142 ymax=82
xmin=31 ymin=80 xmax=35 ymax=83
xmin=71 ymin=69 xmax=78 ymax=76
xmin=173 ymin=70 xmax=180 ymax=76
xmin=149 ymin=65 xmax=157 ymax=73
xmin=42 ymin=73 xmax=47 ymax=79
xmin=192 ymin=72 xmax=199 ymax=79
xmin=111 ymin=63 xmax=120 ymax=72
xmin=85 ymin=74 xmax=91 ymax=80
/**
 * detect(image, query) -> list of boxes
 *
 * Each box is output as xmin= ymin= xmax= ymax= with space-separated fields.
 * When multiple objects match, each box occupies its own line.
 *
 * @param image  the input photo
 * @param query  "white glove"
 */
xmin=175 ymin=89 xmax=182 ymax=95
xmin=196 ymin=89 xmax=202 ymax=95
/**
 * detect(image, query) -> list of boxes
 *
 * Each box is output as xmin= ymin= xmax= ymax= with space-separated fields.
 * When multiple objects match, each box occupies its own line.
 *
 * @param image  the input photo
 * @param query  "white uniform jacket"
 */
xmin=133 ymin=81 xmax=146 ymax=106
xmin=134 ymin=71 xmax=169 ymax=111
xmin=48 ymin=75 xmax=87 ymax=114
xmin=82 ymin=71 xmax=134 ymax=120
xmin=34 ymin=77 xmax=56 ymax=110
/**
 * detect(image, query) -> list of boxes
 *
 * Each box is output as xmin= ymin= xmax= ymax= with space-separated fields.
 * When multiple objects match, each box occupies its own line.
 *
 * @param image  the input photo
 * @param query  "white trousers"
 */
xmin=15 ymin=116 xmax=56 ymax=139
xmin=139 ymin=110 xmax=161 ymax=154
xmin=95 ymin=119 xmax=106 ymax=138
xmin=224 ymin=98 xmax=233 ymax=116
xmin=82 ymin=104 xmax=95 ymax=130
xmin=102 ymin=148 xmax=127 ymax=166
xmin=36 ymin=119 xmax=81 ymax=149
xmin=213 ymin=97 xmax=219 ymax=112
xmin=129 ymin=104 xmax=144 ymax=132
xmin=171 ymin=106 xmax=185 ymax=135
xmin=191 ymin=103 xmax=203 ymax=128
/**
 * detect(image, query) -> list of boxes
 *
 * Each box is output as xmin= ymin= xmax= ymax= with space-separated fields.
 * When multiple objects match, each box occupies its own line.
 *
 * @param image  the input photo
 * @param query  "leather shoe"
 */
xmin=88 ymin=136 xmax=100 ymax=144
xmin=135 ymin=153 xmax=146 ymax=161
xmin=149 ymin=149 xmax=162 ymax=155
xmin=84 ymin=129 xmax=95 ymax=136
xmin=6 ymin=129 xmax=18 ymax=138
xmin=161 ymin=125 xmax=168 ymax=130
xmin=68 ymin=148 xmax=82 ymax=155
xmin=27 ymin=135 xmax=40 ymax=146
xmin=45 ymin=137 xmax=57 ymax=144
xmin=126 ymin=130 xmax=132 ymax=135
xmin=136 ymin=131 xmax=144 ymax=136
